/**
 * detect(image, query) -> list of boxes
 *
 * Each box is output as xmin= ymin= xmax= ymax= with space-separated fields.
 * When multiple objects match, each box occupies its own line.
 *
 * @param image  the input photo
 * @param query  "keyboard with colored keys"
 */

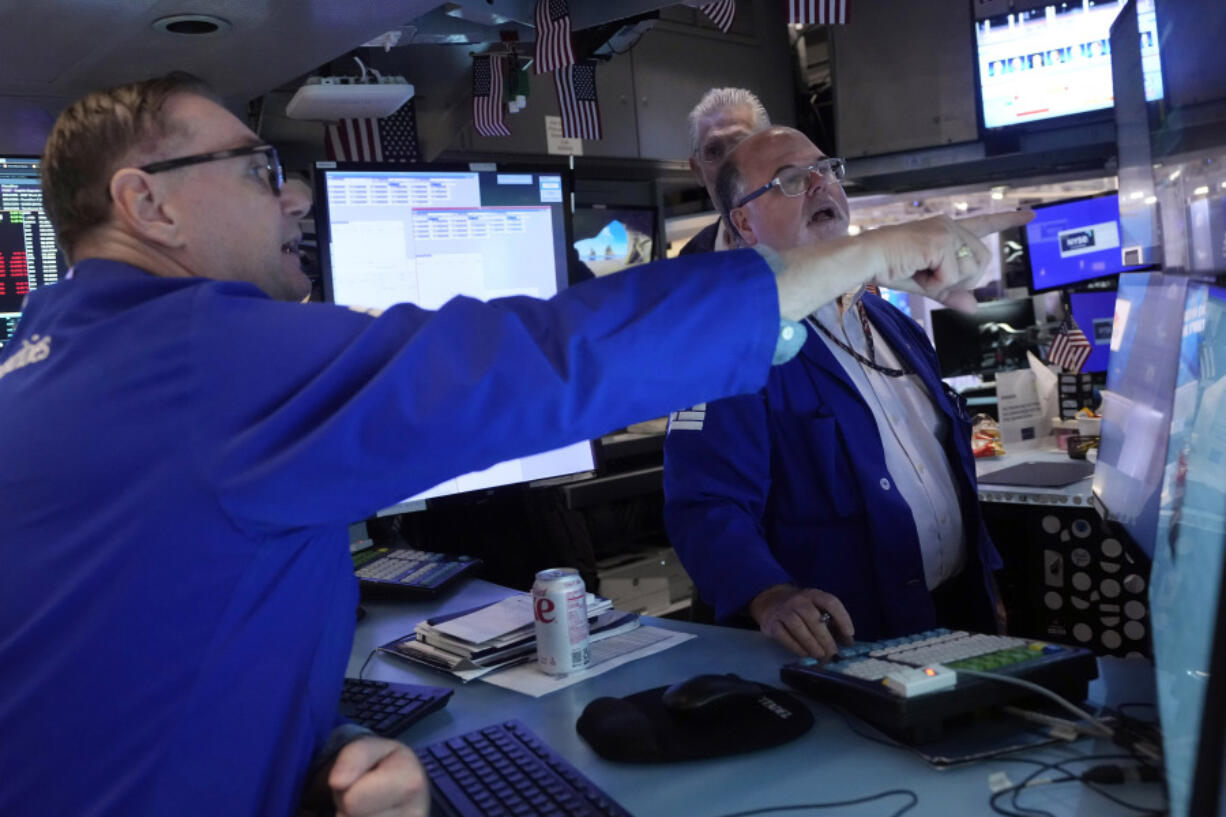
xmin=351 ymin=546 xmax=481 ymax=598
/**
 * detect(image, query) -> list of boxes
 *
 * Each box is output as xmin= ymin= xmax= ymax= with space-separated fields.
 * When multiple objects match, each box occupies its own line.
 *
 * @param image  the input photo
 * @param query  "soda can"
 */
xmin=532 ymin=567 xmax=591 ymax=675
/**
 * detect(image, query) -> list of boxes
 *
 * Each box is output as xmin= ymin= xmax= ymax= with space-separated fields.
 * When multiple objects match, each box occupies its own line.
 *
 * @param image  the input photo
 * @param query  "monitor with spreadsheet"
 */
xmin=312 ymin=162 xmax=595 ymax=509
xmin=0 ymin=156 xmax=63 ymax=350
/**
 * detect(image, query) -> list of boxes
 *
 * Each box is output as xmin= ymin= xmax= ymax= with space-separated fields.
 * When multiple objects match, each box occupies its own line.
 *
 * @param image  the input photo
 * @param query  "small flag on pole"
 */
xmin=789 ymin=0 xmax=851 ymax=24
xmin=554 ymin=61 xmax=602 ymax=140
xmin=1047 ymin=313 xmax=1092 ymax=373
xmin=699 ymin=0 xmax=737 ymax=32
xmin=473 ymin=55 xmax=511 ymax=137
xmin=324 ymin=99 xmax=420 ymax=163
xmin=534 ymin=0 xmax=576 ymax=74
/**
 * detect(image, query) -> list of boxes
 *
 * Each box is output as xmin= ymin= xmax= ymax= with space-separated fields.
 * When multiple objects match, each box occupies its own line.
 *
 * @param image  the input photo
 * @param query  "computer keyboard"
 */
xmin=781 ymin=628 xmax=1098 ymax=744
xmin=339 ymin=677 xmax=453 ymax=737
xmin=351 ymin=546 xmax=481 ymax=598
xmin=418 ymin=719 xmax=635 ymax=817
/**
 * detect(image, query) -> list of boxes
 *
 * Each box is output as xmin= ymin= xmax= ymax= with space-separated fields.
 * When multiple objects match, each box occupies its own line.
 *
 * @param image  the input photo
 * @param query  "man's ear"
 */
xmin=108 ymin=168 xmax=183 ymax=249
xmin=730 ymin=206 xmax=757 ymax=247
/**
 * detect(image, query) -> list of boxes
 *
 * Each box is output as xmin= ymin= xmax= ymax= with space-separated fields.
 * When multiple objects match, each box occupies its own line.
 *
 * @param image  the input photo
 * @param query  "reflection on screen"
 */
xmin=1093 ymin=272 xmax=1187 ymax=554
xmin=975 ymin=0 xmax=1163 ymax=129
xmin=316 ymin=167 xmax=594 ymax=506
xmin=1149 ymin=283 xmax=1226 ymax=817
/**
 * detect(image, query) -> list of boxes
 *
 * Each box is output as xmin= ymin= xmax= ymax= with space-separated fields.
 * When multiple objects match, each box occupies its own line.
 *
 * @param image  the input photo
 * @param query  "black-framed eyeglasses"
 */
xmin=734 ymin=157 xmax=846 ymax=209
xmin=139 ymin=144 xmax=284 ymax=196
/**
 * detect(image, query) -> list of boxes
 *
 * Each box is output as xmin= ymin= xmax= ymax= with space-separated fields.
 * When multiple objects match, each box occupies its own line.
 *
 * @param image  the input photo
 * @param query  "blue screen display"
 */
xmin=1026 ymin=194 xmax=1138 ymax=292
xmin=1068 ymin=289 xmax=1117 ymax=373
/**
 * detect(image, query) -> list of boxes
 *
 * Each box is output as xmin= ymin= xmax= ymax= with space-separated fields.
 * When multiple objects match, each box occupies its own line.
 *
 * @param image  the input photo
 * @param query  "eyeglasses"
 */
xmin=734 ymin=157 xmax=846 ymax=209
xmin=139 ymin=144 xmax=284 ymax=196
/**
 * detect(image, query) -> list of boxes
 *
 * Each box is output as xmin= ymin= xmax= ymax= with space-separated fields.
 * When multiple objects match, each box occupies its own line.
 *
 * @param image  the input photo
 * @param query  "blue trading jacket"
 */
xmin=663 ymin=293 xmax=1001 ymax=641
xmin=0 ymin=251 xmax=777 ymax=817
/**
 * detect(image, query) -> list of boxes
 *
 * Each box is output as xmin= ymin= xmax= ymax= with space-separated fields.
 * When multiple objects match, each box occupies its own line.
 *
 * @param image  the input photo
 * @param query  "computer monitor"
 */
xmin=973 ymin=0 xmax=1163 ymax=130
xmin=571 ymin=204 xmax=657 ymax=277
xmin=1148 ymin=280 xmax=1226 ymax=817
xmin=312 ymin=162 xmax=596 ymax=509
xmin=1023 ymin=192 xmax=1149 ymax=294
xmin=0 ymin=156 xmax=63 ymax=350
xmin=930 ymin=297 xmax=1037 ymax=379
xmin=1066 ymin=288 xmax=1117 ymax=374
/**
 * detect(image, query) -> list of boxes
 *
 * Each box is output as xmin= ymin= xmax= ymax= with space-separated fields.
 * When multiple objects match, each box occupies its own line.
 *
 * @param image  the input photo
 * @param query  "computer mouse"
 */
xmin=660 ymin=673 xmax=766 ymax=717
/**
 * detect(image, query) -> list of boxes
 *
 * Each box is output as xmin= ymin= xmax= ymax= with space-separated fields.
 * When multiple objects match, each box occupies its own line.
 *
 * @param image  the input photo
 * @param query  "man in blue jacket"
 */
xmin=664 ymin=127 xmax=1019 ymax=659
xmin=0 ymin=74 xmax=1024 ymax=817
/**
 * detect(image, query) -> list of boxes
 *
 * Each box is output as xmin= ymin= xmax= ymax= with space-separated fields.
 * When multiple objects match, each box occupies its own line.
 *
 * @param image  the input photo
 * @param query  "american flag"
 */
xmin=554 ymin=61 xmax=602 ymax=140
xmin=700 ymin=0 xmax=736 ymax=32
xmin=1047 ymin=314 xmax=1092 ymax=373
xmin=323 ymin=99 xmax=419 ymax=163
xmin=790 ymin=0 xmax=851 ymax=24
xmin=472 ymin=55 xmax=511 ymax=137
xmin=534 ymin=0 xmax=576 ymax=74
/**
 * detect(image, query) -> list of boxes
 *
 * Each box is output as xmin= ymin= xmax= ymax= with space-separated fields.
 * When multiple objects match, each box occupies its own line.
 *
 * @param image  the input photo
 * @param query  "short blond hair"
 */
xmin=40 ymin=72 xmax=216 ymax=254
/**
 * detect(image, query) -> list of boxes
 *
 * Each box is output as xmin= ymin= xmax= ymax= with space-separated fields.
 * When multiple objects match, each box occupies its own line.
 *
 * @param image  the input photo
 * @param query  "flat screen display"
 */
xmin=0 ymin=156 xmax=63 ymax=351
xmin=1024 ymin=193 xmax=1145 ymax=293
xmin=313 ymin=163 xmax=595 ymax=507
xmin=1067 ymin=289 xmax=1117 ymax=373
xmin=930 ymin=297 xmax=1037 ymax=379
xmin=571 ymin=205 xmax=657 ymax=277
xmin=975 ymin=0 xmax=1163 ymax=129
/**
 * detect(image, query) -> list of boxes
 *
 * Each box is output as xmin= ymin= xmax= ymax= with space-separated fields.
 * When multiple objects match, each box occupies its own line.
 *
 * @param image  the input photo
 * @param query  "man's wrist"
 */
xmin=748 ymin=583 xmax=799 ymax=624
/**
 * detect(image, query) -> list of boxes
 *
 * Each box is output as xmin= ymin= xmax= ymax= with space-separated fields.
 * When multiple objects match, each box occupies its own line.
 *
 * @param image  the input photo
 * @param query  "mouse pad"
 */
xmin=576 ymin=682 xmax=814 ymax=763
xmin=977 ymin=460 xmax=1094 ymax=487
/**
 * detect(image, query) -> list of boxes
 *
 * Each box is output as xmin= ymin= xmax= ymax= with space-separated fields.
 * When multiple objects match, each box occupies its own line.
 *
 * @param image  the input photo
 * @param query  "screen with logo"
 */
xmin=313 ymin=162 xmax=595 ymax=510
xmin=974 ymin=0 xmax=1163 ymax=129
xmin=1067 ymin=289 xmax=1117 ymax=373
xmin=1024 ymin=192 xmax=1146 ymax=293
xmin=571 ymin=205 xmax=657 ymax=278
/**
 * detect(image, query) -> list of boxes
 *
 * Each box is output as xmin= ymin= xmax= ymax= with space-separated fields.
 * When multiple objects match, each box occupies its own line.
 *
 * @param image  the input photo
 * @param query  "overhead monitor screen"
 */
xmin=314 ymin=164 xmax=594 ymax=506
xmin=0 ymin=157 xmax=63 ymax=351
xmin=975 ymin=0 xmax=1163 ymax=129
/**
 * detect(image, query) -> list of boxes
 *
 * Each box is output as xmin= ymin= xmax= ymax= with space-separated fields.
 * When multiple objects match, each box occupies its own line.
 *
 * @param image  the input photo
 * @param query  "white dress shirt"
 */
xmin=808 ymin=289 xmax=967 ymax=590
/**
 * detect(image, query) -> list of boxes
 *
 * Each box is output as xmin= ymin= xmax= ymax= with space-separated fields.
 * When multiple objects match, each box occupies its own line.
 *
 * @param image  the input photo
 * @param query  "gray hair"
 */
xmin=686 ymin=87 xmax=770 ymax=156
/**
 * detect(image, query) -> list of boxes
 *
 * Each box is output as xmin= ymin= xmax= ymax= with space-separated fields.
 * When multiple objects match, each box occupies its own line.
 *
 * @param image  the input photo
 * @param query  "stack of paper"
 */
xmin=377 ymin=593 xmax=640 ymax=682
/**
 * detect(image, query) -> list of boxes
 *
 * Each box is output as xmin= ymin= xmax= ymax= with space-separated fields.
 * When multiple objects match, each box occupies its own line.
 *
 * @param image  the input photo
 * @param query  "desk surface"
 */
xmin=350 ymin=580 xmax=1163 ymax=817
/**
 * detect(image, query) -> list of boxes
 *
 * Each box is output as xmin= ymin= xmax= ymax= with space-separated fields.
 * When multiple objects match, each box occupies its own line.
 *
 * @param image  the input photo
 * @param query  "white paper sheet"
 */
xmin=480 ymin=626 xmax=695 ymax=697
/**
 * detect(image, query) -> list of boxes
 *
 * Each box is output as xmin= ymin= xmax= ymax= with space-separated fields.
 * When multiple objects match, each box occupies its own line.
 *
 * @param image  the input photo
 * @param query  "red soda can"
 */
xmin=532 ymin=567 xmax=591 ymax=675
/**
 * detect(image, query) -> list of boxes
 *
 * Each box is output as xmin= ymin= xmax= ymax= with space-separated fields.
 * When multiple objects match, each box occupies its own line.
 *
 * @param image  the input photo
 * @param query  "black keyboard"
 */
xmin=351 ymin=546 xmax=481 ymax=598
xmin=418 ymin=720 xmax=634 ymax=817
xmin=781 ymin=628 xmax=1098 ymax=744
xmin=339 ymin=677 xmax=453 ymax=737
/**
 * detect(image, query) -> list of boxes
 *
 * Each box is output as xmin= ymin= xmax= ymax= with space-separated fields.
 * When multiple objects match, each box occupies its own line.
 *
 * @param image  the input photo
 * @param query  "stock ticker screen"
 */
xmin=0 ymin=157 xmax=62 ymax=350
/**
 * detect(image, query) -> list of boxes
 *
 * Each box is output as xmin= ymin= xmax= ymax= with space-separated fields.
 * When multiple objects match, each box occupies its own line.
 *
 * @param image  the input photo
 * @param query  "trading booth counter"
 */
xmin=349 ymin=579 xmax=1161 ymax=817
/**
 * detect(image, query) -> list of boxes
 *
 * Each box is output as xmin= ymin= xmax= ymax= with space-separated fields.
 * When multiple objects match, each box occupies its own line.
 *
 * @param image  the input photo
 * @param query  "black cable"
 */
xmin=989 ymin=753 xmax=1167 ymax=817
xmin=356 ymin=648 xmax=376 ymax=680
xmin=706 ymin=789 xmax=918 ymax=817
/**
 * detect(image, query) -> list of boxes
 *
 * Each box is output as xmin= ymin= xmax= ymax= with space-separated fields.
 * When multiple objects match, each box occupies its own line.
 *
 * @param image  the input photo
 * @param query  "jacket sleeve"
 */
xmin=189 ymin=249 xmax=780 ymax=531
xmin=662 ymin=392 xmax=794 ymax=622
